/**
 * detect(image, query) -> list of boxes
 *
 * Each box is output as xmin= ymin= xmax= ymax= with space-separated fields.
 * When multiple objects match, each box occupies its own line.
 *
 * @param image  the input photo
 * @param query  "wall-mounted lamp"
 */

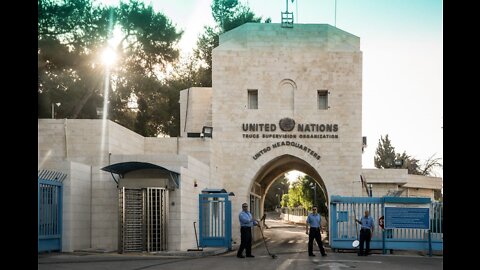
xmin=394 ymin=159 xmax=404 ymax=168
xmin=202 ymin=126 xmax=213 ymax=138
xmin=194 ymin=180 xmax=198 ymax=187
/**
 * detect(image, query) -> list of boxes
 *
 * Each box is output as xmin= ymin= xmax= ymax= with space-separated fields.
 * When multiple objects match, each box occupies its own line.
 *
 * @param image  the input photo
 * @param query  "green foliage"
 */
xmin=287 ymin=181 xmax=303 ymax=208
xmin=374 ymin=134 xmax=443 ymax=176
xmin=38 ymin=0 xmax=183 ymax=137
xmin=281 ymin=194 xmax=289 ymax=207
xmin=374 ymin=135 xmax=396 ymax=168
xmin=38 ymin=0 xmax=112 ymax=119
xmin=264 ymin=176 xmax=289 ymax=211
xmin=192 ymin=0 xmax=268 ymax=87
xmin=283 ymin=175 xmax=328 ymax=215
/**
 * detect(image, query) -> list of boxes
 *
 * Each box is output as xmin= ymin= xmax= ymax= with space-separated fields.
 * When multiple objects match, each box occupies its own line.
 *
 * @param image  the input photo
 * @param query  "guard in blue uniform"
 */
xmin=237 ymin=203 xmax=258 ymax=258
xmin=305 ymin=206 xmax=327 ymax=257
xmin=355 ymin=210 xmax=374 ymax=256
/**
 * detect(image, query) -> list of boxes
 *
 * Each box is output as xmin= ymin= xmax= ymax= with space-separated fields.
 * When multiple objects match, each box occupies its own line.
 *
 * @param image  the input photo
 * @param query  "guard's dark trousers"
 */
xmin=237 ymin=227 xmax=253 ymax=257
xmin=308 ymin=227 xmax=326 ymax=256
xmin=359 ymin=228 xmax=371 ymax=256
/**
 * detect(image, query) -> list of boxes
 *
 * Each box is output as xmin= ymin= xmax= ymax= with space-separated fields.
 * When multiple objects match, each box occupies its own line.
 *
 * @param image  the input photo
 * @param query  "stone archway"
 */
xmin=248 ymin=154 xmax=329 ymax=241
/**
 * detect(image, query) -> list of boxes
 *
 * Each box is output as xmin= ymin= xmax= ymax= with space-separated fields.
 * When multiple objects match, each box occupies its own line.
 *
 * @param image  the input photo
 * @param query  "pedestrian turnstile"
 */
xmin=118 ymin=187 xmax=169 ymax=253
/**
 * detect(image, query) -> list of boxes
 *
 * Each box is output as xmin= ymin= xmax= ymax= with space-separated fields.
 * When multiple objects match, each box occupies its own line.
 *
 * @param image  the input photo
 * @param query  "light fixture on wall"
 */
xmin=394 ymin=159 xmax=404 ymax=168
xmin=194 ymin=180 xmax=198 ymax=187
xmin=202 ymin=126 xmax=213 ymax=138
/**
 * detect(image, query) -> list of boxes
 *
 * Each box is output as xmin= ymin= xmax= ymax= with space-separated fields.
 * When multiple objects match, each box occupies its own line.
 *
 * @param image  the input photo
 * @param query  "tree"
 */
xmin=38 ymin=0 xmax=183 ymax=136
xmin=420 ymin=154 xmax=443 ymax=177
xmin=38 ymin=0 xmax=113 ymax=119
xmin=374 ymin=135 xmax=396 ymax=168
xmin=192 ymin=0 xmax=267 ymax=87
xmin=374 ymin=134 xmax=443 ymax=176
xmin=302 ymin=176 xmax=328 ymax=216
xmin=286 ymin=181 xmax=303 ymax=208
xmin=264 ymin=176 xmax=289 ymax=211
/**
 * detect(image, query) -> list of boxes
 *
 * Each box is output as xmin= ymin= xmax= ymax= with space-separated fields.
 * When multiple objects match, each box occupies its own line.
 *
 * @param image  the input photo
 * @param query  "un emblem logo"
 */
xmin=279 ymin=118 xmax=295 ymax=131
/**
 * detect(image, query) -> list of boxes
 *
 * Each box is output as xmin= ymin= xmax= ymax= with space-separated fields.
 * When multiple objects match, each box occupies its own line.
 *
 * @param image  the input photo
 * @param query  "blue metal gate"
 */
xmin=38 ymin=170 xmax=66 ymax=253
xmin=330 ymin=196 xmax=443 ymax=254
xmin=199 ymin=192 xmax=232 ymax=250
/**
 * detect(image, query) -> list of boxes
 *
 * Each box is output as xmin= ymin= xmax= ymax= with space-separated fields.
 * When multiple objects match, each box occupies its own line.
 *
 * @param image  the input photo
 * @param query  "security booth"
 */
xmin=199 ymin=189 xmax=233 ymax=250
xmin=101 ymin=161 xmax=179 ymax=253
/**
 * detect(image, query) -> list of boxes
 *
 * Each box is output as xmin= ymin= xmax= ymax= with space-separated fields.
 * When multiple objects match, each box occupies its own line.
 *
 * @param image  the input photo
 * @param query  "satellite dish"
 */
xmin=352 ymin=240 xmax=359 ymax=248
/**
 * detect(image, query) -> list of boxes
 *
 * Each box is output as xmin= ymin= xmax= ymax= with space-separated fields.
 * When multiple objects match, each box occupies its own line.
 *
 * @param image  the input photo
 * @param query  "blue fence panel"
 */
xmin=330 ymin=196 xmax=443 ymax=253
xmin=38 ymin=170 xmax=66 ymax=253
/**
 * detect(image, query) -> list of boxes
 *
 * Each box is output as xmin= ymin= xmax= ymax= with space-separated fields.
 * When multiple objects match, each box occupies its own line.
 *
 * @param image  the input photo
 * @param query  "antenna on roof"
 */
xmin=281 ymin=0 xmax=295 ymax=28
xmin=334 ymin=0 xmax=337 ymax=27
xmin=296 ymin=0 xmax=298 ymax=23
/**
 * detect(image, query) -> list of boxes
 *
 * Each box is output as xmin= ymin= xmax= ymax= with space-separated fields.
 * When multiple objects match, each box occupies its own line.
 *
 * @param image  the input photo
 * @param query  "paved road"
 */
xmin=38 ymin=212 xmax=443 ymax=270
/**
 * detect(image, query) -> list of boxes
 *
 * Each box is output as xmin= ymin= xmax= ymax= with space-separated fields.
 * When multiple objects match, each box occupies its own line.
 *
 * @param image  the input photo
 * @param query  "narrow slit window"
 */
xmin=317 ymin=90 xmax=329 ymax=110
xmin=248 ymin=90 xmax=258 ymax=109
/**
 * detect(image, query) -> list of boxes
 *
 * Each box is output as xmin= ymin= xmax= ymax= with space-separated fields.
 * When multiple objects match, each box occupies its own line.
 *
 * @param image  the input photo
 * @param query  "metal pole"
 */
xmin=51 ymin=103 xmax=54 ymax=119
xmin=296 ymin=0 xmax=298 ymax=23
xmin=335 ymin=0 xmax=337 ymax=27
xmin=428 ymin=230 xmax=432 ymax=257
xmin=382 ymin=229 xmax=386 ymax=254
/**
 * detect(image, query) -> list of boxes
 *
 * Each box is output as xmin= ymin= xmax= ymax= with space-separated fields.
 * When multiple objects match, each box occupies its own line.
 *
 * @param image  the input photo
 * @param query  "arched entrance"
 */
xmin=248 ymin=154 xmax=329 ymax=242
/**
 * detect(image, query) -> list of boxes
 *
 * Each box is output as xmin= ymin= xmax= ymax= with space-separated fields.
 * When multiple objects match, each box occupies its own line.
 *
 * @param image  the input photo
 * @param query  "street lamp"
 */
xmin=394 ymin=159 xmax=404 ymax=168
xmin=51 ymin=102 xmax=61 ymax=119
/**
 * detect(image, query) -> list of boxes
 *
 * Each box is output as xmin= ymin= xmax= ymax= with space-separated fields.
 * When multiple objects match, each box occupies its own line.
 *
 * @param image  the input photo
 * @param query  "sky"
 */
xmin=97 ymin=0 xmax=443 ymax=178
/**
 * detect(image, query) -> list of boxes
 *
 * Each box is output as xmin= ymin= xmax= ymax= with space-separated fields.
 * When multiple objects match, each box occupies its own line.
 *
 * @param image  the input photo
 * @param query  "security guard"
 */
xmin=355 ymin=210 xmax=374 ymax=256
xmin=305 ymin=206 xmax=327 ymax=257
xmin=237 ymin=203 xmax=258 ymax=258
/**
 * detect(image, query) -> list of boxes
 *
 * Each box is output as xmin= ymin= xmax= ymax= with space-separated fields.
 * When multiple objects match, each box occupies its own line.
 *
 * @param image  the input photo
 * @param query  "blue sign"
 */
xmin=385 ymin=207 xmax=429 ymax=229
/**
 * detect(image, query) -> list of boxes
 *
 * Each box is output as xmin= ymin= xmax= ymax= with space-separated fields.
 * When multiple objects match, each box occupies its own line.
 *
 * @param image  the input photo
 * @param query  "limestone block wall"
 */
xmin=366 ymin=183 xmax=402 ymax=197
xmin=361 ymin=168 xmax=408 ymax=184
xmin=144 ymin=137 xmax=178 ymax=154
xmin=404 ymin=188 xmax=435 ymax=199
xmin=39 ymin=119 xmax=146 ymax=167
xmin=211 ymin=23 xmax=363 ymax=213
xmin=90 ymin=167 xmax=118 ymax=251
xmin=61 ymin=119 xmax=108 ymax=165
xmin=62 ymin=161 xmax=92 ymax=252
xmin=404 ymin=174 xmax=442 ymax=190
xmin=361 ymin=169 xmax=442 ymax=199
xmin=179 ymin=87 xmax=213 ymax=137
xmin=38 ymin=119 xmax=68 ymax=166
xmin=176 ymin=156 xmax=211 ymax=250
xmin=108 ymin=120 xmax=145 ymax=157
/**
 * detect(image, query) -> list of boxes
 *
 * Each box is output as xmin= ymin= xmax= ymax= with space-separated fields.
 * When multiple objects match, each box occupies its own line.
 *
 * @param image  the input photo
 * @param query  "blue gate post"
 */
xmin=330 ymin=201 xmax=337 ymax=251
xmin=225 ymin=199 xmax=232 ymax=250
xmin=428 ymin=230 xmax=432 ymax=257
xmin=382 ymin=229 xmax=386 ymax=254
